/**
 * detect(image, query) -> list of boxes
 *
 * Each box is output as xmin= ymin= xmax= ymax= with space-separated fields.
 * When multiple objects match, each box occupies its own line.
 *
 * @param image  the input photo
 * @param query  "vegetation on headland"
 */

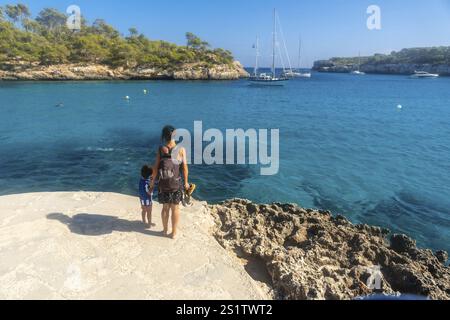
xmin=315 ymin=47 xmax=450 ymax=68
xmin=0 ymin=3 xmax=235 ymax=69
xmin=313 ymin=47 xmax=450 ymax=75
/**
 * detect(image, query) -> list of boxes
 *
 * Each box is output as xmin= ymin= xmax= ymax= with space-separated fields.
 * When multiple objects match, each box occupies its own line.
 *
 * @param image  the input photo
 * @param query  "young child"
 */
xmin=139 ymin=165 xmax=155 ymax=228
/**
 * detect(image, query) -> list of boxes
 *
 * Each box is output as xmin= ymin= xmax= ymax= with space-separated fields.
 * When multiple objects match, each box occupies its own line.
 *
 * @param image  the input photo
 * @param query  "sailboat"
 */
xmin=286 ymin=37 xmax=311 ymax=78
xmin=351 ymin=52 xmax=366 ymax=75
xmin=249 ymin=9 xmax=289 ymax=85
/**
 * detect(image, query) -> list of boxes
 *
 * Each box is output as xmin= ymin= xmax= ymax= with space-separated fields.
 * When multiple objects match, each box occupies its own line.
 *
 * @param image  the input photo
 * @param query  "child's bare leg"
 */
xmin=141 ymin=206 xmax=147 ymax=224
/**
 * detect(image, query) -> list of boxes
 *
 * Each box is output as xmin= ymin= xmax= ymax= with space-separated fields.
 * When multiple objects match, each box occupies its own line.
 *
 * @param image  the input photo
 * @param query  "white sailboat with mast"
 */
xmin=284 ymin=36 xmax=312 ymax=78
xmin=249 ymin=9 xmax=289 ymax=85
xmin=351 ymin=52 xmax=366 ymax=75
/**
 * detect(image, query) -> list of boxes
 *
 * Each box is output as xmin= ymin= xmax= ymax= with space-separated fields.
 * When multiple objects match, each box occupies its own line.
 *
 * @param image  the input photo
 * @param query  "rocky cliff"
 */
xmin=313 ymin=60 xmax=450 ymax=76
xmin=0 ymin=61 xmax=249 ymax=81
xmin=211 ymin=199 xmax=450 ymax=300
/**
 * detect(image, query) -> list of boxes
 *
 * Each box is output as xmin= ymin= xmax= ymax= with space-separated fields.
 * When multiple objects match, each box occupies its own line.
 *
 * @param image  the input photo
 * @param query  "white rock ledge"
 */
xmin=0 ymin=192 xmax=269 ymax=300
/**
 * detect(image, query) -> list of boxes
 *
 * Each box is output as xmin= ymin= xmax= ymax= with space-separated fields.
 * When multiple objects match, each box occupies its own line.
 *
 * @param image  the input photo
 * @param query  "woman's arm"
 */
xmin=181 ymin=147 xmax=189 ymax=189
xmin=150 ymin=149 xmax=160 ymax=189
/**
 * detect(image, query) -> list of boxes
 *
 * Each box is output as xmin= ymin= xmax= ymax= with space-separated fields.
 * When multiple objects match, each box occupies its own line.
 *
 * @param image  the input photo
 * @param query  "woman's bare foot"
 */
xmin=169 ymin=233 xmax=177 ymax=240
xmin=163 ymin=230 xmax=169 ymax=237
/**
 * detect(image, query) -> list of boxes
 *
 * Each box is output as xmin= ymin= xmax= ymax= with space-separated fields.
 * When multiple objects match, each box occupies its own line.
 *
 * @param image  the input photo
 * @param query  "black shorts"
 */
xmin=158 ymin=190 xmax=183 ymax=205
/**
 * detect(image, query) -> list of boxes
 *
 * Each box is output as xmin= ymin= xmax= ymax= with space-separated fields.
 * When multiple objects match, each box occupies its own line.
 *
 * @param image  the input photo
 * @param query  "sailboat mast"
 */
xmin=358 ymin=52 xmax=361 ymax=71
xmin=298 ymin=36 xmax=302 ymax=70
xmin=254 ymin=36 xmax=259 ymax=76
xmin=272 ymin=9 xmax=276 ymax=77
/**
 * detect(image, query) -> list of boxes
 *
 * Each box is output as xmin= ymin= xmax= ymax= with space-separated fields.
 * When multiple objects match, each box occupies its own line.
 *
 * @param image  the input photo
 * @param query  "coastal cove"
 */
xmin=1 ymin=74 xmax=450 ymax=256
xmin=1 ymin=0 xmax=450 ymax=303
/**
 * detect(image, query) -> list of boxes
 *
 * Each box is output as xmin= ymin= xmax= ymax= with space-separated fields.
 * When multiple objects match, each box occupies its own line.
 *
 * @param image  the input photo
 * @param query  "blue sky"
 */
xmin=2 ymin=0 xmax=450 ymax=67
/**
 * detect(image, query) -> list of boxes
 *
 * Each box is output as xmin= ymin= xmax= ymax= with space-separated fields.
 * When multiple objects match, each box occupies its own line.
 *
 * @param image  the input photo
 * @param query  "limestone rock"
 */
xmin=0 ymin=61 xmax=249 ymax=81
xmin=210 ymin=199 xmax=450 ymax=300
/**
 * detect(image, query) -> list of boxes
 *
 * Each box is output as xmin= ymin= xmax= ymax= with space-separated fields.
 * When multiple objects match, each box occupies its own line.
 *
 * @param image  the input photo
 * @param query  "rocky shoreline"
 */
xmin=1 ymin=192 xmax=448 ymax=300
xmin=313 ymin=60 xmax=450 ymax=76
xmin=0 ymin=61 xmax=249 ymax=81
xmin=210 ymin=199 xmax=450 ymax=300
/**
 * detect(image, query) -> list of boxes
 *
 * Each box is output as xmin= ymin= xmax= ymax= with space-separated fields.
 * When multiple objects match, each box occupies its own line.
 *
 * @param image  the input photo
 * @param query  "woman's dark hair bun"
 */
xmin=161 ymin=125 xmax=176 ymax=143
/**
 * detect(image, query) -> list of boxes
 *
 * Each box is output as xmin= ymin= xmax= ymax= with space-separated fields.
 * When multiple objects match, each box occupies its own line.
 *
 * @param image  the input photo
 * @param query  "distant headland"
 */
xmin=0 ymin=4 xmax=248 ymax=80
xmin=313 ymin=47 xmax=450 ymax=76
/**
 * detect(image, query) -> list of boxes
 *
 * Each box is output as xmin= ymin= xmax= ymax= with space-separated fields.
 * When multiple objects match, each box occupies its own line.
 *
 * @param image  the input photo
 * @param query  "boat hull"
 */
xmin=248 ymin=78 xmax=289 ymax=86
xmin=249 ymin=80 xmax=288 ymax=86
xmin=284 ymin=72 xmax=312 ymax=78
xmin=410 ymin=74 xmax=439 ymax=79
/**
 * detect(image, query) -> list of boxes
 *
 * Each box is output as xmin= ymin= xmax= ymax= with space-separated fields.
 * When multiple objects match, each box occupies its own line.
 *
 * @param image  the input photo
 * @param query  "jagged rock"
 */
xmin=435 ymin=251 xmax=449 ymax=264
xmin=210 ymin=199 xmax=450 ymax=300
xmin=390 ymin=234 xmax=417 ymax=254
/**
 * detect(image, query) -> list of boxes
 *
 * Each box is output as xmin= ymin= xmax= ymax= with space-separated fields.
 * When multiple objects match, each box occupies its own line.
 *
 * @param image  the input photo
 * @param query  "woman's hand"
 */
xmin=184 ymin=182 xmax=190 ymax=190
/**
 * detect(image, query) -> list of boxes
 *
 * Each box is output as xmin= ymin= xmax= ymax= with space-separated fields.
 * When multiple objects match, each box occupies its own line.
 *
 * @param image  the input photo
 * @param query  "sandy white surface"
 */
xmin=0 ymin=192 xmax=269 ymax=300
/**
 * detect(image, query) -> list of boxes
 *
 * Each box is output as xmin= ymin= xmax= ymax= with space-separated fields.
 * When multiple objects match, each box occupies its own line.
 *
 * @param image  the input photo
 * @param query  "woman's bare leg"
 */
xmin=170 ymin=204 xmax=180 ymax=239
xmin=161 ymin=204 xmax=170 ymax=235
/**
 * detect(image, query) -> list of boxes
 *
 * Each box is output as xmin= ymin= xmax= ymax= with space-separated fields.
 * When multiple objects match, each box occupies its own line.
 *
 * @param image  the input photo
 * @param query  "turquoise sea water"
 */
xmin=1 ymin=72 xmax=449 ymax=253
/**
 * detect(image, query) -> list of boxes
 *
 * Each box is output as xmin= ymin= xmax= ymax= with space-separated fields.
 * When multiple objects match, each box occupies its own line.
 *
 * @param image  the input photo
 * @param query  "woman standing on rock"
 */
xmin=151 ymin=125 xmax=190 ymax=239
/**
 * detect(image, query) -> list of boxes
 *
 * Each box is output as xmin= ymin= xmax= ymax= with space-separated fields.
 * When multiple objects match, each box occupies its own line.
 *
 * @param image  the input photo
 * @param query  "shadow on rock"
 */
xmin=47 ymin=213 xmax=165 ymax=238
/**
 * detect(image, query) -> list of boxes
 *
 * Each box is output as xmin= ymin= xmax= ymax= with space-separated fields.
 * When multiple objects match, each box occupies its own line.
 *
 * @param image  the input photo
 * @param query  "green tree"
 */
xmin=40 ymin=43 xmax=69 ymax=65
xmin=185 ymin=32 xmax=209 ymax=50
xmin=22 ymin=18 xmax=43 ymax=33
xmin=108 ymin=39 xmax=138 ymax=67
xmin=91 ymin=19 xmax=119 ymax=38
xmin=213 ymin=48 xmax=233 ymax=64
xmin=17 ymin=3 xmax=30 ymax=21
xmin=128 ymin=27 xmax=138 ymax=37
xmin=70 ymin=34 xmax=110 ymax=63
xmin=5 ymin=4 xmax=30 ymax=27
xmin=36 ymin=8 xmax=66 ymax=30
